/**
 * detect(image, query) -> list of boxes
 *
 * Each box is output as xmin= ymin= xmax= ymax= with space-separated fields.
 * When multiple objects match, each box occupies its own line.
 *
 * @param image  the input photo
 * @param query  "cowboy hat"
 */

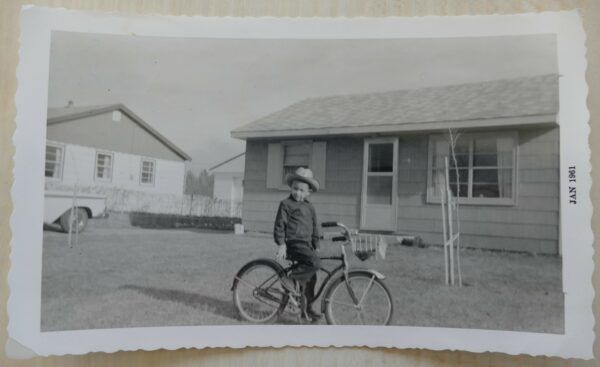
xmin=285 ymin=167 xmax=320 ymax=192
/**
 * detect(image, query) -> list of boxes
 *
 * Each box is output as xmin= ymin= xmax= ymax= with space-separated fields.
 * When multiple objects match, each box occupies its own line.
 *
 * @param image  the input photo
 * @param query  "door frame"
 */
xmin=360 ymin=137 xmax=398 ymax=231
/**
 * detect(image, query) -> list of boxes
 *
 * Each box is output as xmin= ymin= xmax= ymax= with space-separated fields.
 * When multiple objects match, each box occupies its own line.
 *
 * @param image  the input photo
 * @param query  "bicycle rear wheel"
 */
xmin=232 ymin=260 xmax=288 ymax=323
xmin=323 ymin=271 xmax=393 ymax=325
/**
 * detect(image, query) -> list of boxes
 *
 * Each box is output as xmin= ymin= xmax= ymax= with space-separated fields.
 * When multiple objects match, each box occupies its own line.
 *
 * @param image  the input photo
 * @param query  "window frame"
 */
xmin=139 ymin=158 xmax=156 ymax=186
xmin=426 ymin=131 xmax=518 ymax=206
xmin=279 ymin=139 xmax=313 ymax=190
xmin=45 ymin=142 xmax=64 ymax=181
xmin=94 ymin=150 xmax=114 ymax=182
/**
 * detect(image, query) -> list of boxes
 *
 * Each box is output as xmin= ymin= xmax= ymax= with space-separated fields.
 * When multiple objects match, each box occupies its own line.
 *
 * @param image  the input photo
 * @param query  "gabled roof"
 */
xmin=209 ymin=152 xmax=245 ymax=173
xmin=231 ymin=74 xmax=559 ymax=139
xmin=47 ymin=104 xmax=192 ymax=161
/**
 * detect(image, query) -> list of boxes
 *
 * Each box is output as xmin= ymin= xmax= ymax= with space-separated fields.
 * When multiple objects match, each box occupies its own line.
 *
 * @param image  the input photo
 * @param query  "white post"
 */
xmin=74 ymin=184 xmax=79 ymax=246
xmin=440 ymin=185 xmax=449 ymax=285
xmin=445 ymin=157 xmax=455 ymax=285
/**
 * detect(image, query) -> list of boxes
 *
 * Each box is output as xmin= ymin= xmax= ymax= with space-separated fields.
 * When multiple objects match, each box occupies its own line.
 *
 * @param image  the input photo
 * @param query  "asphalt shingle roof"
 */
xmin=232 ymin=74 xmax=558 ymax=137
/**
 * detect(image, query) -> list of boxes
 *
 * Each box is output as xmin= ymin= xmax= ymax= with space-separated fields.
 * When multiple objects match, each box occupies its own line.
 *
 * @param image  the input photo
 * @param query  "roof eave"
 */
xmin=230 ymin=113 xmax=558 ymax=140
xmin=47 ymin=104 xmax=192 ymax=161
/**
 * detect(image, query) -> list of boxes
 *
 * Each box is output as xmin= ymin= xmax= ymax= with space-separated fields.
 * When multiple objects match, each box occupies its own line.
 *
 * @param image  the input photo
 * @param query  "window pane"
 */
xmin=472 ymin=184 xmax=499 ymax=198
xmin=473 ymin=153 xmax=498 ymax=167
xmin=472 ymin=169 xmax=512 ymax=198
xmin=449 ymin=154 xmax=469 ymax=168
xmin=473 ymin=137 xmax=497 ymax=154
xmin=368 ymin=143 xmax=393 ymax=172
xmin=45 ymin=165 xmax=56 ymax=178
xmin=97 ymin=154 xmax=111 ymax=167
xmin=473 ymin=136 xmax=514 ymax=168
xmin=284 ymin=143 xmax=310 ymax=166
xmin=142 ymin=161 xmax=154 ymax=175
xmin=473 ymin=169 xmax=499 ymax=184
xmin=449 ymin=184 xmax=469 ymax=198
xmin=448 ymin=168 xmax=469 ymax=183
xmin=46 ymin=151 xmax=57 ymax=161
xmin=45 ymin=146 xmax=62 ymax=178
xmin=96 ymin=153 xmax=112 ymax=179
xmin=367 ymin=176 xmax=392 ymax=204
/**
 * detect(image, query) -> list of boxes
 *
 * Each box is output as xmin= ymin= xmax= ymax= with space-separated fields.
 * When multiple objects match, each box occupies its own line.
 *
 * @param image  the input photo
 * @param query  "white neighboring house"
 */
xmin=209 ymin=152 xmax=245 ymax=216
xmin=45 ymin=104 xmax=191 ymax=210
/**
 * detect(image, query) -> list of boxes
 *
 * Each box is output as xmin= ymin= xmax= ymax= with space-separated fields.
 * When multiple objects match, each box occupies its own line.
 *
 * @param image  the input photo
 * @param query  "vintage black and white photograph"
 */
xmin=9 ymin=7 xmax=592 ymax=358
xmin=41 ymin=30 xmax=563 ymax=331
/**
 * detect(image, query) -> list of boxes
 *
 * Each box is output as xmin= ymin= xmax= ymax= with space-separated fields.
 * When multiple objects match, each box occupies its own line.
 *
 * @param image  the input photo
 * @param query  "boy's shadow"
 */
xmin=120 ymin=284 xmax=238 ymax=321
xmin=119 ymin=284 xmax=319 ymax=325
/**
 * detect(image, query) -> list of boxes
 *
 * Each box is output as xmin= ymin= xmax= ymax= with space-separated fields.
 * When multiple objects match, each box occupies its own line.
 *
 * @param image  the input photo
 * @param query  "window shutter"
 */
xmin=310 ymin=141 xmax=327 ymax=190
xmin=266 ymin=143 xmax=284 ymax=189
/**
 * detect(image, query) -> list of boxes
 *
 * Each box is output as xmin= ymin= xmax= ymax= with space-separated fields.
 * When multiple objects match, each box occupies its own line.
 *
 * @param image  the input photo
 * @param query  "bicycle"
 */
xmin=231 ymin=221 xmax=393 ymax=325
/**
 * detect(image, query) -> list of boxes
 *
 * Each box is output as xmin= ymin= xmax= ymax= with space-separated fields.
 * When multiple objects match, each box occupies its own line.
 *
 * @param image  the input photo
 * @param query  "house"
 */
xmin=231 ymin=74 xmax=560 ymax=254
xmin=45 ymin=104 xmax=191 ymax=207
xmin=209 ymin=152 xmax=245 ymax=217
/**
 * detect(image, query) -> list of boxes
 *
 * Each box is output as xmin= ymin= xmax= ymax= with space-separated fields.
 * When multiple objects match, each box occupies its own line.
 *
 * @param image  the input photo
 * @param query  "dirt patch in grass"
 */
xmin=41 ymin=221 xmax=563 ymax=332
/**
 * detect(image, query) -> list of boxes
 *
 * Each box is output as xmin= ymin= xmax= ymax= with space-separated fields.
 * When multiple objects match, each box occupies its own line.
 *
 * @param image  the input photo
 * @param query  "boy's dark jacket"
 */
xmin=273 ymin=195 xmax=320 ymax=249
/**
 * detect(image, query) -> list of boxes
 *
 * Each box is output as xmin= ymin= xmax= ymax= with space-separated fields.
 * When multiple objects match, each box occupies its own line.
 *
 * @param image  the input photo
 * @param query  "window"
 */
xmin=282 ymin=141 xmax=311 ymax=185
xmin=427 ymin=132 xmax=517 ymax=205
xmin=266 ymin=141 xmax=327 ymax=190
xmin=45 ymin=144 xmax=64 ymax=179
xmin=140 ymin=159 xmax=155 ymax=185
xmin=112 ymin=110 xmax=122 ymax=122
xmin=95 ymin=152 xmax=113 ymax=181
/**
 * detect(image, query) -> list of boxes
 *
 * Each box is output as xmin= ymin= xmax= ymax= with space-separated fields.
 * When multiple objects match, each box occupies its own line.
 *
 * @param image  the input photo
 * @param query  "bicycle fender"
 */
xmin=230 ymin=258 xmax=285 ymax=291
xmin=351 ymin=269 xmax=386 ymax=280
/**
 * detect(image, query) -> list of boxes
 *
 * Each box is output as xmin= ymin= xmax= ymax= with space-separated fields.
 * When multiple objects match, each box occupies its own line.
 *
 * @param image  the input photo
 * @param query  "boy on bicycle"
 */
xmin=273 ymin=167 xmax=322 ymax=322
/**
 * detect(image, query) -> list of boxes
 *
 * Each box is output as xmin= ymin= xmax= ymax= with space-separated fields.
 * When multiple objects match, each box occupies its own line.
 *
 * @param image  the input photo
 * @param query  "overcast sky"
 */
xmin=48 ymin=32 xmax=557 ymax=172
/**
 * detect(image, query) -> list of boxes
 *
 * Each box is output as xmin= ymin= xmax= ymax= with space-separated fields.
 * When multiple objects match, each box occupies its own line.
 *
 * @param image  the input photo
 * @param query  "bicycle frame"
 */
xmin=285 ymin=222 xmax=356 ymax=304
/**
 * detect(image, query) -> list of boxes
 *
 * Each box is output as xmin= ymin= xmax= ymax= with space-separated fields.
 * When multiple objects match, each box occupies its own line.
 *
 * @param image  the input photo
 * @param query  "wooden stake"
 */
xmin=445 ymin=157 xmax=455 ymax=285
xmin=440 ymin=185 xmax=448 ymax=285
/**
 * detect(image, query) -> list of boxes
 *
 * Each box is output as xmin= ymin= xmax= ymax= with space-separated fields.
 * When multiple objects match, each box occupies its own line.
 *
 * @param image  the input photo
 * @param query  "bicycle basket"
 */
xmin=349 ymin=232 xmax=388 ymax=261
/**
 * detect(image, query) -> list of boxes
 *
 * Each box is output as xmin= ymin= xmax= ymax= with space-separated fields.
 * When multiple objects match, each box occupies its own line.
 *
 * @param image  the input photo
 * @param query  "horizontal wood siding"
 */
xmin=243 ymin=127 xmax=560 ymax=254
xmin=396 ymin=127 xmax=560 ymax=254
xmin=243 ymin=138 xmax=363 ymax=232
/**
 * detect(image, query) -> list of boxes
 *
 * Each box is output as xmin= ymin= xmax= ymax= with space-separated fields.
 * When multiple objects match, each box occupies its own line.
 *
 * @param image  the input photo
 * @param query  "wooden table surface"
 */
xmin=1 ymin=1 xmax=599 ymax=366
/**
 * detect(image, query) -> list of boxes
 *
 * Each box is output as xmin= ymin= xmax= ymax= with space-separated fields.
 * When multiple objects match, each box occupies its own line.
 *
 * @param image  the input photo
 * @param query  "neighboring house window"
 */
xmin=427 ymin=132 xmax=517 ymax=205
xmin=45 ymin=144 xmax=64 ymax=179
xmin=266 ymin=141 xmax=327 ymax=190
xmin=140 ymin=159 xmax=155 ymax=185
xmin=95 ymin=152 xmax=113 ymax=182
xmin=282 ymin=141 xmax=311 ymax=184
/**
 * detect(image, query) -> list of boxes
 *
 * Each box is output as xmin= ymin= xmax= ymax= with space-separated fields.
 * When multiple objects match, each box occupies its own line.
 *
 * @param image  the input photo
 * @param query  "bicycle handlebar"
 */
xmin=322 ymin=221 xmax=352 ymax=243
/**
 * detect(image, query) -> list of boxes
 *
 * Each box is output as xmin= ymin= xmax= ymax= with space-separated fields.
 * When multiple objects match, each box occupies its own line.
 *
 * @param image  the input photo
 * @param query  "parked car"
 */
xmin=44 ymin=191 xmax=108 ymax=233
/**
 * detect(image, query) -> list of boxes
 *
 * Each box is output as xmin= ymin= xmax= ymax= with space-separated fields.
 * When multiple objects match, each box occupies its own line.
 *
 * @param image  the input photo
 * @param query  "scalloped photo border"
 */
xmin=8 ymin=6 xmax=592 ymax=358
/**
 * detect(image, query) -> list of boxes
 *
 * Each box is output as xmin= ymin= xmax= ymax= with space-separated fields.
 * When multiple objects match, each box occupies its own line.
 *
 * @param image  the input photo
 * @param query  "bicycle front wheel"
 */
xmin=324 ymin=271 xmax=393 ymax=325
xmin=232 ymin=260 xmax=288 ymax=323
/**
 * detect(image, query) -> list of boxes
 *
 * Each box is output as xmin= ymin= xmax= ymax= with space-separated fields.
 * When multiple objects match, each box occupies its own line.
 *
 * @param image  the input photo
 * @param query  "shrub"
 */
xmin=129 ymin=212 xmax=241 ymax=231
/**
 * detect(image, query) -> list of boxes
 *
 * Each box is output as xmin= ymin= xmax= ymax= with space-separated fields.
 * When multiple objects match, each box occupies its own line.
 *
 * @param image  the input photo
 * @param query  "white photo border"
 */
xmin=8 ymin=6 xmax=592 ymax=358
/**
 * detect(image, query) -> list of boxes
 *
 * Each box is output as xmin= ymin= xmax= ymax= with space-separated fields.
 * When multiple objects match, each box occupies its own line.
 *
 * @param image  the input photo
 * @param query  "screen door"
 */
xmin=360 ymin=138 xmax=398 ymax=231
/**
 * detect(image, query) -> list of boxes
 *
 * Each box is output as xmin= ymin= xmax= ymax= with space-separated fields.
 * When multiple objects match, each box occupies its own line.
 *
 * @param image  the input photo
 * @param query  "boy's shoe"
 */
xmin=300 ymin=309 xmax=321 ymax=324
xmin=306 ymin=306 xmax=322 ymax=320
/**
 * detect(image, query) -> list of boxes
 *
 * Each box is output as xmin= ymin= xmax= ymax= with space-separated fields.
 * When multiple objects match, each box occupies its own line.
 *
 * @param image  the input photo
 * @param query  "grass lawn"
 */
xmin=41 ymin=216 xmax=563 ymax=333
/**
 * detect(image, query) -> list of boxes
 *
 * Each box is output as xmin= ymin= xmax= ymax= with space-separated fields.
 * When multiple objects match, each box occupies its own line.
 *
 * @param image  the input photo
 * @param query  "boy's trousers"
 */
xmin=286 ymin=241 xmax=321 ymax=304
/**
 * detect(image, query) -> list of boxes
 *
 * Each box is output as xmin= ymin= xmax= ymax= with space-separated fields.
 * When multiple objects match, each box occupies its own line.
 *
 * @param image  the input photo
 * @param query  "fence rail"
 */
xmin=44 ymin=183 xmax=242 ymax=218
